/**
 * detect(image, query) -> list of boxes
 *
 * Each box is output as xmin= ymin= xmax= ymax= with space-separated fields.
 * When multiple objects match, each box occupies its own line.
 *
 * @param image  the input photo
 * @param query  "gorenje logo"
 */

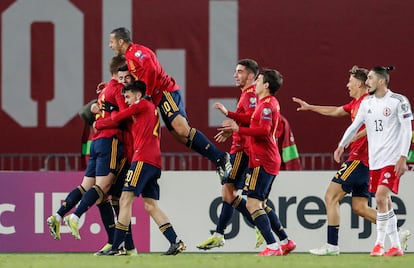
xmin=208 ymin=195 xmax=407 ymax=240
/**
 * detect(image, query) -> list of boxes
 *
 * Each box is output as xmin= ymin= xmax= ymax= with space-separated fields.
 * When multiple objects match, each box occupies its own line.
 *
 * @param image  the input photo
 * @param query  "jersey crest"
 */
xmin=134 ymin=50 xmax=147 ymax=61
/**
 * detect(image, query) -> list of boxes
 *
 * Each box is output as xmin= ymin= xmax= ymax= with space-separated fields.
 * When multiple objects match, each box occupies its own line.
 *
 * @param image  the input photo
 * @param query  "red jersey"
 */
xmin=342 ymin=93 xmax=369 ymax=166
xmin=125 ymin=43 xmax=180 ymax=106
xmin=226 ymin=85 xmax=257 ymax=154
xmin=238 ymin=95 xmax=281 ymax=175
xmin=93 ymin=79 xmax=128 ymax=140
xmin=111 ymin=99 xmax=161 ymax=168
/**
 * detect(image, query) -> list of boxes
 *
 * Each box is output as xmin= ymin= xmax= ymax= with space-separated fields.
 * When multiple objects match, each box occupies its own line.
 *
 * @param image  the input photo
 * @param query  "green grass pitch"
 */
xmin=1 ymin=253 xmax=413 ymax=268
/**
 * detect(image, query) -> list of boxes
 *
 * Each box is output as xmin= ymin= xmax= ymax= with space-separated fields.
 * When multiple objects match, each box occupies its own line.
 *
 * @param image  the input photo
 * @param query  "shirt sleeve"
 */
xmin=238 ymin=103 xmax=273 ymax=137
xmin=227 ymin=111 xmax=251 ymax=125
xmin=342 ymin=100 xmax=353 ymax=113
xmin=111 ymin=101 xmax=147 ymax=123
xmin=398 ymin=96 xmax=413 ymax=157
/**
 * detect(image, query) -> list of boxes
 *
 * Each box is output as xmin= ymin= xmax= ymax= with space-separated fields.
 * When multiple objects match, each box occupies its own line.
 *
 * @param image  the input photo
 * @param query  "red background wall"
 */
xmin=1 ymin=0 xmax=413 ymax=155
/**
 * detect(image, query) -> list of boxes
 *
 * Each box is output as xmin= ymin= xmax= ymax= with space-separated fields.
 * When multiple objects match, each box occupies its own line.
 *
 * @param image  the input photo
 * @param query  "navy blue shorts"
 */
xmin=122 ymin=161 xmax=161 ymax=200
xmin=222 ymin=151 xmax=249 ymax=189
xmin=158 ymin=90 xmax=188 ymax=131
xmin=85 ymin=137 xmax=123 ymax=177
xmin=331 ymin=160 xmax=371 ymax=198
xmin=243 ymin=166 xmax=276 ymax=201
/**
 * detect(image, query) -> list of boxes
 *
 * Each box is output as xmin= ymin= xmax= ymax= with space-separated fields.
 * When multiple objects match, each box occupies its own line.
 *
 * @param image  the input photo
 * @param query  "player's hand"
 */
xmin=90 ymin=103 xmax=100 ymax=114
xmin=334 ymin=146 xmax=344 ymax=163
xmin=218 ymin=119 xmax=239 ymax=132
xmin=214 ymin=130 xmax=231 ymax=143
xmin=213 ymin=102 xmax=228 ymax=116
xmin=292 ymin=97 xmax=311 ymax=111
xmin=101 ymin=101 xmax=119 ymax=113
xmin=96 ymin=82 xmax=106 ymax=93
xmin=395 ymin=157 xmax=408 ymax=177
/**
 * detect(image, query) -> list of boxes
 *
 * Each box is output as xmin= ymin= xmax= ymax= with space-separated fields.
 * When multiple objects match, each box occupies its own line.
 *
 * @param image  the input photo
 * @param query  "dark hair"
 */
xmin=371 ymin=66 xmax=395 ymax=85
xmin=111 ymin=27 xmax=131 ymax=43
xmin=238 ymin=59 xmax=259 ymax=77
xmin=117 ymin=64 xmax=129 ymax=72
xmin=122 ymin=80 xmax=146 ymax=96
xmin=110 ymin=55 xmax=126 ymax=75
xmin=259 ymin=68 xmax=283 ymax=95
xmin=349 ymin=65 xmax=368 ymax=83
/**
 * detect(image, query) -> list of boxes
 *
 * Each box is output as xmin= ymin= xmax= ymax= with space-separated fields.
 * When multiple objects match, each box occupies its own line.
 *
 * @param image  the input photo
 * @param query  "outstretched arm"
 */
xmin=292 ymin=97 xmax=348 ymax=117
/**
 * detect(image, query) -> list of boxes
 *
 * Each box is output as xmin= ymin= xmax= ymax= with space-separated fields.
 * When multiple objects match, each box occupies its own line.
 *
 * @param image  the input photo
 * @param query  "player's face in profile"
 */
xmin=366 ymin=71 xmax=379 ymax=95
xmin=346 ymin=75 xmax=359 ymax=98
xmin=255 ymin=74 xmax=266 ymax=96
xmin=123 ymin=91 xmax=139 ymax=106
xmin=234 ymin=65 xmax=250 ymax=88
xmin=109 ymin=34 xmax=122 ymax=54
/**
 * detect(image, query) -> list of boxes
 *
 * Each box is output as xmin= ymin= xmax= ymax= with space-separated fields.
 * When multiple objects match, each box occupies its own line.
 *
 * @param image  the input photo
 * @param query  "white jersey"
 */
xmin=339 ymin=89 xmax=413 ymax=170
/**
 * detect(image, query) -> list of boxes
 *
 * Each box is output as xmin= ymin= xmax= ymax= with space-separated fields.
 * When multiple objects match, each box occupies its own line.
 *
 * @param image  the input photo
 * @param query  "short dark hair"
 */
xmin=349 ymin=65 xmax=368 ymax=83
xmin=122 ymin=80 xmax=146 ymax=96
xmin=110 ymin=55 xmax=126 ymax=75
xmin=117 ymin=64 xmax=129 ymax=72
xmin=371 ymin=66 xmax=395 ymax=85
xmin=238 ymin=59 xmax=259 ymax=77
xmin=259 ymin=68 xmax=283 ymax=95
xmin=111 ymin=27 xmax=131 ymax=43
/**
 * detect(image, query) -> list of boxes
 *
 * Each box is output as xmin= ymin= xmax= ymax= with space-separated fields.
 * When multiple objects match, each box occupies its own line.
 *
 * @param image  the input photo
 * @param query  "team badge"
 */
xmin=135 ymin=50 xmax=147 ymax=61
xmin=249 ymin=97 xmax=257 ymax=108
xmin=383 ymin=107 xmax=391 ymax=117
xmin=262 ymin=108 xmax=271 ymax=115
xmin=134 ymin=50 xmax=142 ymax=58
xmin=401 ymin=103 xmax=410 ymax=112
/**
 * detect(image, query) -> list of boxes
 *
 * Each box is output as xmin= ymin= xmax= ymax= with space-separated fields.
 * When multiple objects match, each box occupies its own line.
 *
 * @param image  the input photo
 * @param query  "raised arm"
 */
xmin=292 ymin=97 xmax=348 ymax=117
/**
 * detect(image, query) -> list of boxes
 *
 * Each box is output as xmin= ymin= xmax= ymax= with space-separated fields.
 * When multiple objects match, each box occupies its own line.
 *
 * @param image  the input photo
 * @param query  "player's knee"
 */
xmin=144 ymin=200 xmax=157 ymax=213
xmin=223 ymin=192 xmax=237 ymax=204
xmin=352 ymin=205 xmax=364 ymax=216
xmin=119 ymin=199 xmax=131 ymax=210
xmin=171 ymin=117 xmax=191 ymax=137
xmin=324 ymin=192 xmax=336 ymax=205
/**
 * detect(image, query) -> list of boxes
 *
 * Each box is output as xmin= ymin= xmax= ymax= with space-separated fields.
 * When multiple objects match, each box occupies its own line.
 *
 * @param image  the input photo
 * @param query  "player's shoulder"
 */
xmin=106 ymin=79 xmax=123 ymax=90
xmin=128 ymin=43 xmax=154 ymax=59
xmin=389 ymin=90 xmax=409 ymax=104
xmin=260 ymin=96 xmax=279 ymax=111
xmin=360 ymin=94 xmax=374 ymax=104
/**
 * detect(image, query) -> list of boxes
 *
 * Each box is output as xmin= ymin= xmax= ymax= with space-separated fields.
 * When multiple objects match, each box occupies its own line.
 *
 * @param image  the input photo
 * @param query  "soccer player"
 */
xmin=108 ymin=27 xmax=232 ymax=181
xmin=97 ymin=80 xmax=186 ymax=256
xmin=219 ymin=69 xmax=285 ymax=256
xmin=46 ymin=55 xmax=128 ymax=242
xmin=293 ymin=66 xmax=376 ymax=255
xmin=197 ymin=60 xmax=296 ymax=255
xmin=334 ymin=66 xmax=413 ymax=257
xmin=92 ymin=64 xmax=138 ymax=256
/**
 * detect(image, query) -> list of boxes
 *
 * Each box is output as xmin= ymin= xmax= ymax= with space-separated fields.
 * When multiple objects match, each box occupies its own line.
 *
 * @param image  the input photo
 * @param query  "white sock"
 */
xmin=71 ymin=214 xmax=80 ymax=222
xmin=268 ymin=242 xmax=279 ymax=250
xmin=375 ymin=212 xmax=388 ymax=246
xmin=55 ymin=214 xmax=62 ymax=222
xmin=386 ymin=210 xmax=401 ymax=249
